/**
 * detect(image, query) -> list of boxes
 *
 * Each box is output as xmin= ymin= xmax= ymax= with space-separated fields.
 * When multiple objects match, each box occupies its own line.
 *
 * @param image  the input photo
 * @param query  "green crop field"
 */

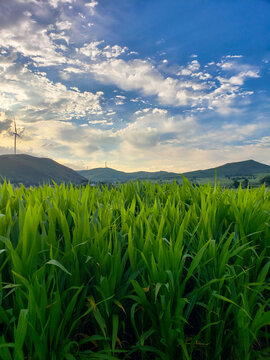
xmin=0 ymin=180 xmax=270 ymax=359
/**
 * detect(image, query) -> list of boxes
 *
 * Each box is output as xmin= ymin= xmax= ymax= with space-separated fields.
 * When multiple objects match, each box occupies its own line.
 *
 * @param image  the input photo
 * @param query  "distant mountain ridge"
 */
xmin=78 ymin=160 xmax=270 ymax=183
xmin=79 ymin=167 xmax=180 ymax=183
xmin=0 ymin=154 xmax=86 ymax=186
xmin=1 ymin=156 xmax=269 ymax=186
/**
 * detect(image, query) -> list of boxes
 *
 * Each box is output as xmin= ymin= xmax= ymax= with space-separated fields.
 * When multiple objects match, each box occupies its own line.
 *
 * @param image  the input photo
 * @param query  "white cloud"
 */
xmin=134 ymin=108 xmax=153 ymax=115
xmin=48 ymin=0 xmax=73 ymax=8
xmin=115 ymin=95 xmax=125 ymax=105
xmin=0 ymin=53 xmax=103 ymax=122
xmin=217 ymin=59 xmax=259 ymax=75
xmin=77 ymin=42 xmax=128 ymax=60
xmin=85 ymin=0 xmax=99 ymax=15
xmin=55 ymin=20 xmax=73 ymax=30
xmin=89 ymin=119 xmax=108 ymax=124
xmin=0 ymin=15 xmax=67 ymax=66
xmin=59 ymin=65 xmax=85 ymax=79
xmin=103 ymin=45 xmax=128 ymax=58
xmin=218 ymin=70 xmax=259 ymax=86
xmin=191 ymin=72 xmax=212 ymax=80
xmin=225 ymin=55 xmax=243 ymax=59
xmin=78 ymin=41 xmax=103 ymax=60
xmin=128 ymin=51 xmax=139 ymax=56
xmin=118 ymin=112 xmax=197 ymax=149
xmin=85 ymin=0 xmax=98 ymax=8
xmin=152 ymin=108 xmax=168 ymax=114
xmin=177 ymin=60 xmax=200 ymax=76
xmin=118 ymin=110 xmax=265 ymax=153
xmin=88 ymin=57 xmax=257 ymax=113
xmin=90 ymin=59 xmax=193 ymax=106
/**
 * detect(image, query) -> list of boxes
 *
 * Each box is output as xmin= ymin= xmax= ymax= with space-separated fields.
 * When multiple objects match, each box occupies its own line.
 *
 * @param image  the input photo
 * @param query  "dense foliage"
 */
xmin=0 ymin=180 xmax=269 ymax=359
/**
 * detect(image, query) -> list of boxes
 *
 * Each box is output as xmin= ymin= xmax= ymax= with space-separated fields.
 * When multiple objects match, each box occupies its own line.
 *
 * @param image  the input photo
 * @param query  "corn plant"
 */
xmin=0 ymin=180 xmax=269 ymax=359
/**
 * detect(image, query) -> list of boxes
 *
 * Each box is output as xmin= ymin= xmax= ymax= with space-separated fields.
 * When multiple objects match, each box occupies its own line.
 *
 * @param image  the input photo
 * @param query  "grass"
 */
xmin=0 ymin=180 xmax=269 ymax=359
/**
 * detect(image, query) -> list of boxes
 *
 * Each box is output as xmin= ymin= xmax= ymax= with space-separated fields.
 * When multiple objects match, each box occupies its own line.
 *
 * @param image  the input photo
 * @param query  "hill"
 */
xmin=78 ymin=167 xmax=181 ymax=183
xmin=183 ymin=159 xmax=270 ymax=179
xmin=0 ymin=154 xmax=87 ymax=186
xmin=78 ymin=160 xmax=270 ymax=183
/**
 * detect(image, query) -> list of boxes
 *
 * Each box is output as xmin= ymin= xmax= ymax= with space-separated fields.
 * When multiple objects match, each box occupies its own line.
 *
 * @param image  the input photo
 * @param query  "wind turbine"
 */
xmin=13 ymin=119 xmax=23 ymax=155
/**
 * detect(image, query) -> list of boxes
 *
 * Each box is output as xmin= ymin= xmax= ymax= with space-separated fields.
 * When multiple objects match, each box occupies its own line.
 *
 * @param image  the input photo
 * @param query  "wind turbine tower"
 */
xmin=13 ymin=119 xmax=21 ymax=155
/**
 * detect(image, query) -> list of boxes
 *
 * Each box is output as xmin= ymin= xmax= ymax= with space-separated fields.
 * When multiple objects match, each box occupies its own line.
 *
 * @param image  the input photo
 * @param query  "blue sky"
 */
xmin=0 ymin=0 xmax=270 ymax=171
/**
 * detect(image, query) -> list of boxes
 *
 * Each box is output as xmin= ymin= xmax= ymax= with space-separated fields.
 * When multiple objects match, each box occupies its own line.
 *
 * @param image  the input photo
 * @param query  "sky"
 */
xmin=0 ymin=0 xmax=270 ymax=172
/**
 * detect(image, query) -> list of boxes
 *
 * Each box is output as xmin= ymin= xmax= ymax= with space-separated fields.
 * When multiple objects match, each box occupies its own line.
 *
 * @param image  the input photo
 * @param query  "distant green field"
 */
xmin=0 ymin=180 xmax=270 ymax=359
xmin=188 ymin=172 xmax=270 ymax=187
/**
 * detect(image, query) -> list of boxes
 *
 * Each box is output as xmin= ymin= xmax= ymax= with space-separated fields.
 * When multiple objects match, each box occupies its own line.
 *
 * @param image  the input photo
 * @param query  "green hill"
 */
xmin=0 ymin=154 xmax=87 ymax=186
xmin=183 ymin=159 xmax=270 ymax=178
xmin=78 ymin=160 xmax=270 ymax=183
xmin=78 ymin=167 xmax=181 ymax=183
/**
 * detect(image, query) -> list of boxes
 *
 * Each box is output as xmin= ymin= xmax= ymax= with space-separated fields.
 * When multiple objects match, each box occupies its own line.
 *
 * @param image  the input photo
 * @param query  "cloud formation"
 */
xmin=0 ymin=53 xmax=103 ymax=122
xmin=87 ymin=57 xmax=259 ymax=114
xmin=0 ymin=0 xmax=268 ymax=171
